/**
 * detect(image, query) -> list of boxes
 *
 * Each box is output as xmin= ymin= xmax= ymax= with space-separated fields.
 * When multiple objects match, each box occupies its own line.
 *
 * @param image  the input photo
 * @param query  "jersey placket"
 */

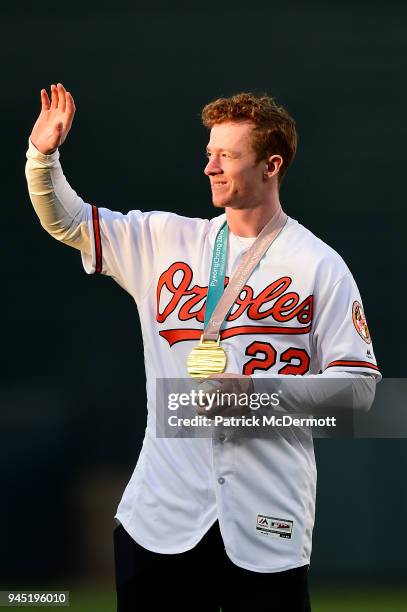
xmin=210 ymin=425 xmax=238 ymax=551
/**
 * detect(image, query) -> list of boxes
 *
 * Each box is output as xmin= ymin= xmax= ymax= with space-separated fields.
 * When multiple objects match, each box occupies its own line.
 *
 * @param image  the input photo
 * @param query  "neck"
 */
xmin=225 ymin=199 xmax=282 ymax=237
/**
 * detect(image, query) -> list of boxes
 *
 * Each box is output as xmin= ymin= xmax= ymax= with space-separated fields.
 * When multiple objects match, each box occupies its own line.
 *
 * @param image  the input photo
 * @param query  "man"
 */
xmin=25 ymin=84 xmax=380 ymax=611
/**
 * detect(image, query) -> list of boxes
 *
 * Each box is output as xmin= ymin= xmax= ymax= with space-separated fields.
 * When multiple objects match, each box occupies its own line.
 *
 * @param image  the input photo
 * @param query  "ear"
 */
xmin=264 ymin=155 xmax=283 ymax=177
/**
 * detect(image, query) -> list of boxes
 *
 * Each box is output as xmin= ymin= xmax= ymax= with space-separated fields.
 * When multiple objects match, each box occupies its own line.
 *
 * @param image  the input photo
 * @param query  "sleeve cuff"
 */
xmin=26 ymin=138 xmax=60 ymax=165
xmin=323 ymin=360 xmax=382 ymax=381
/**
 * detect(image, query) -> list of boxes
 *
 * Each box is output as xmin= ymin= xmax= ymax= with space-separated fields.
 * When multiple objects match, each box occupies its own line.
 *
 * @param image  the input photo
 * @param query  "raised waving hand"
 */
xmin=30 ymin=83 xmax=76 ymax=155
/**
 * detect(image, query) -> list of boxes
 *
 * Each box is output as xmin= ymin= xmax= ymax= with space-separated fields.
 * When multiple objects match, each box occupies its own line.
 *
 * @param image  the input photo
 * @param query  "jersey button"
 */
xmin=218 ymin=477 xmax=225 ymax=485
xmin=219 ymin=433 xmax=226 ymax=442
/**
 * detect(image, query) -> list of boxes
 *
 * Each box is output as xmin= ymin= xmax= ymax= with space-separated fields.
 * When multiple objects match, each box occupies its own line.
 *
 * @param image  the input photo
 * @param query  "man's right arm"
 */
xmin=25 ymin=82 xmax=91 ymax=252
xmin=25 ymin=137 xmax=91 ymax=253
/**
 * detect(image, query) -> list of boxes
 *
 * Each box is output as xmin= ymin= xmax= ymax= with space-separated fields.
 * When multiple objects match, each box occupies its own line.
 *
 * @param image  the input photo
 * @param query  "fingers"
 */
xmin=49 ymin=83 xmax=69 ymax=111
xmin=40 ymin=89 xmax=51 ymax=112
xmin=65 ymin=90 xmax=76 ymax=129
xmin=50 ymin=83 xmax=58 ymax=109
xmin=65 ymin=90 xmax=76 ymax=113
xmin=45 ymin=83 xmax=75 ymax=133
xmin=57 ymin=82 xmax=66 ymax=112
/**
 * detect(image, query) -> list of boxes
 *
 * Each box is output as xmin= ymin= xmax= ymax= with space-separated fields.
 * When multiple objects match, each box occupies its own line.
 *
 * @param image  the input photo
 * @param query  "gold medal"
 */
xmin=187 ymin=335 xmax=227 ymax=379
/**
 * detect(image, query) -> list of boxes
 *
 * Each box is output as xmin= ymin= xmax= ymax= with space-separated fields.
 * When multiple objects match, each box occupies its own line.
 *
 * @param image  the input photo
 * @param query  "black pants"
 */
xmin=114 ymin=520 xmax=311 ymax=611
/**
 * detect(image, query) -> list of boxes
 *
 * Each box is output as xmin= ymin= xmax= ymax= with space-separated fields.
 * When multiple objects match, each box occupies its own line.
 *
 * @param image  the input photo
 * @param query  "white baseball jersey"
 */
xmin=25 ymin=141 xmax=381 ymax=573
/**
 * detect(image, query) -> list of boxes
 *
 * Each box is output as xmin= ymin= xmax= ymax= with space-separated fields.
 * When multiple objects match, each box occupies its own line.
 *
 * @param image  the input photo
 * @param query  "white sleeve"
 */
xmin=80 ymin=204 xmax=171 ymax=301
xmin=252 ymin=370 xmax=376 ymax=414
xmin=311 ymin=271 xmax=381 ymax=379
xmin=25 ymin=139 xmax=91 ymax=253
xmin=252 ymin=370 xmax=377 ymax=414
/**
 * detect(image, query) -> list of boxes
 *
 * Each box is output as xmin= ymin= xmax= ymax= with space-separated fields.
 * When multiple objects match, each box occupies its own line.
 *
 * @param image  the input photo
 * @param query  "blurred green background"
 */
xmin=1 ymin=0 xmax=406 ymax=609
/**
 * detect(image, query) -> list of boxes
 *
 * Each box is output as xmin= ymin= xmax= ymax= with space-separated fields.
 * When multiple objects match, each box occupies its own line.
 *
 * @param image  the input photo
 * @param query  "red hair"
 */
xmin=201 ymin=92 xmax=297 ymax=186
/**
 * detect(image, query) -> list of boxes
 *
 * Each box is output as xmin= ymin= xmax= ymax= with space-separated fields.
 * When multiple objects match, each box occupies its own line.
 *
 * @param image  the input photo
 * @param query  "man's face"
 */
xmin=204 ymin=120 xmax=266 ymax=209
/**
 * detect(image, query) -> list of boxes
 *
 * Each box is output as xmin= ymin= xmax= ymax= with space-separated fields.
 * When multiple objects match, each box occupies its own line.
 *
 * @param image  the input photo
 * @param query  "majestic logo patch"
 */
xmin=256 ymin=514 xmax=293 ymax=539
xmin=352 ymin=301 xmax=371 ymax=344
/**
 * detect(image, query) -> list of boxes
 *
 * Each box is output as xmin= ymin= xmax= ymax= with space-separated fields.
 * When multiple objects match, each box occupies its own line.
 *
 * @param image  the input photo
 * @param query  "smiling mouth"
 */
xmin=212 ymin=182 xmax=227 ymax=187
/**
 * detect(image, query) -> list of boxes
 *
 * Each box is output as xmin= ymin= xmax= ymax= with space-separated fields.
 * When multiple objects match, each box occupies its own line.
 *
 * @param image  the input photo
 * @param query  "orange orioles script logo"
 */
xmin=156 ymin=262 xmax=313 ymax=347
xmin=352 ymin=301 xmax=371 ymax=344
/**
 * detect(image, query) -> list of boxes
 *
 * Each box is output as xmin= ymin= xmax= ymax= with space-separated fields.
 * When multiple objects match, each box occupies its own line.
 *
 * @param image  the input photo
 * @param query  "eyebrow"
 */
xmin=206 ymin=146 xmax=239 ymax=155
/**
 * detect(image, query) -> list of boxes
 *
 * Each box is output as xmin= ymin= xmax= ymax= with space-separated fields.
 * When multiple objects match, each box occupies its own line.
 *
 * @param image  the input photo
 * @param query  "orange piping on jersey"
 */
xmin=325 ymin=360 xmax=380 ymax=371
xmin=92 ymin=205 xmax=102 ymax=274
xmin=160 ymin=324 xmax=312 ymax=347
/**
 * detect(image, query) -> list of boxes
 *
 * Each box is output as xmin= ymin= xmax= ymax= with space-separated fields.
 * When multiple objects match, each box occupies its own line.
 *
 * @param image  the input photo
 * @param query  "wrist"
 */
xmin=29 ymin=137 xmax=57 ymax=156
xmin=27 ymin=138 xmax=60 ymax=165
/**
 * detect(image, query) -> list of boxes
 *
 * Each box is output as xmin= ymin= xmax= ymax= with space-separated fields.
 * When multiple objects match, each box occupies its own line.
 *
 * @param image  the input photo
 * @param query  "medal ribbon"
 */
xmin=203 ymin=206 xmax=288 ymax=342
xmin=204 ymin=222 xmax=228 ymax=327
